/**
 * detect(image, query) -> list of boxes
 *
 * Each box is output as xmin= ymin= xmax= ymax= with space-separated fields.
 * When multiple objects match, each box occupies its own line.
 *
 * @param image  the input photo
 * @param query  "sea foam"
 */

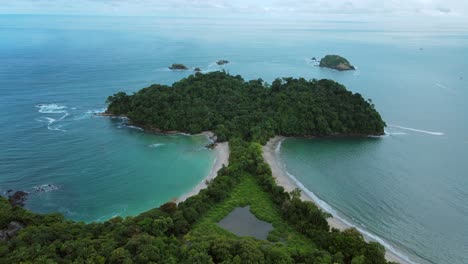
xmin=36 ymin=104 xmax=107 ymax=131
xmin=33 ymin=184 xmax=60 ymax=192
xmin=381 ymin=130 xmax=408 ymax=136
xmin=125 ymin=125 xmax=144 ymax=131
xmin=148 ymin=143 xmax=165 ymax=149
xmin=85 ymin=108 xmax=107 ymax=115
xmin=36 ymin=103 xmax=68 ymax=114
xmin=389 ymin=125 xmax=444 ymax=136
xmin=36 ymin=103 xmax=70 ymax=131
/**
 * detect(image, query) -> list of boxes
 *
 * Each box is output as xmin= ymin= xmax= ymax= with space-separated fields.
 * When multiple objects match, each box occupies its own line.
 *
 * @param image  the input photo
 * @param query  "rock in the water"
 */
xmin=216 ymin=60 xmax=229 ymax=65
xmin=0 ymin=221 xmax=24 ymax=241
xmin=8 ymin=191 xmax=28 ymax=207
xmin=319 ymin=55 xmax=355 ymax=71
xmin=194 ymin=67 xmax=201 ymax=72
xmin=311 ymin=57 xmax=317 ymax=61
xmin=206 ymin=143 xmax=217 ymax=150
xmin=34 ymin=184 xmax=59 ymax=192
xmin=169 ymin=64 xmax=189 ymax=70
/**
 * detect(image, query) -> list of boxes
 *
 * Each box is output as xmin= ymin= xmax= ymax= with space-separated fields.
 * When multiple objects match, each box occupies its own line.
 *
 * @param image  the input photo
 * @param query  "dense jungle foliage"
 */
xmin=0 ymin=139 xmax=392 ymax=264
xmin=106 ymin=71 xmax=385 ymax=144
xmin=0 ymin=72 xmax=393 ymax=263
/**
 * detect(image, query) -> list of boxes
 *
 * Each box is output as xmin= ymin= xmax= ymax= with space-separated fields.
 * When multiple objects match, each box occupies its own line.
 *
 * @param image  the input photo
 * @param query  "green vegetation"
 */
xmin=188 ymin=174 xmax=311 ymax=246
xmin=319 ymin=55 xmax=355 ymax=71
xmin=0 ymin=72 xmax=393 ymax=263
xmin=169 ymin=64 xmax=189 ymax=70
xmin=0 ymin=139 xmax=392 ymax=263
xmin=106 ymin=71 xmax=385 ymax=144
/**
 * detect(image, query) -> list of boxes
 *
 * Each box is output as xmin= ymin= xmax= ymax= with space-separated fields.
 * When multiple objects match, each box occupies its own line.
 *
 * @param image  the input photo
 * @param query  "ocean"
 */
xmin=0 ymin=14 xmax=467 ymax=263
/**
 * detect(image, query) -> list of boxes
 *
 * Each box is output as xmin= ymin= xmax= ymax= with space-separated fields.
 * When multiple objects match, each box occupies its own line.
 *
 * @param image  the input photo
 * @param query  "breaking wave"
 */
xmin=125 ymin=125 xmax=144 ymax=131
xmin=36 ymin=103 xmax=69 ymax=131
xmin=33 ymin=184 xmax=60 ymax=193
xmin=36 ymin=103 xmax=68 ymax=114
xmin=389 ymin=125 xmax=444 ymax=136
xmin=148 ymin=143 xmax=165 ymax=149
xmin=35 ymin=104 xmax=109 ymax=131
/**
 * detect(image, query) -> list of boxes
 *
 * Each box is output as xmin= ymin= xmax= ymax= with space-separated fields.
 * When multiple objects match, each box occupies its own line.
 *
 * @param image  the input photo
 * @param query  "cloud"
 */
xmin=1 ymin=0 xmax=467 ymax=17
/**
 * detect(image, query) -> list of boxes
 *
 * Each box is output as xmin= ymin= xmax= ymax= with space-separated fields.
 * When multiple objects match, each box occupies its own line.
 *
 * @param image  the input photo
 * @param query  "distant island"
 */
xmin=169 ymin=63 xmax=189 ymax=70
xmin=319 ymin=55 xmax=355 ymax=71
xmin=216 ymin=60 xmax=229 ymax=65
xmin=1 ymin=72 xmax=393 ymax=263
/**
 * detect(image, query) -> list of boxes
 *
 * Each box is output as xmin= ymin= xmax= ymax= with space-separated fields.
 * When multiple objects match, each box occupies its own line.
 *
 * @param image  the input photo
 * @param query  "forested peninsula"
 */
xmin=106 ymin=71 xmax=385 ymax=143
xmin=0 ymin=72 xmax=392 ymax=264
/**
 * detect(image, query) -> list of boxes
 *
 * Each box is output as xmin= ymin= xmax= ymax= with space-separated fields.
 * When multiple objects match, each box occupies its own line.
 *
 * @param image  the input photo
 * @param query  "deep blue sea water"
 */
xmin=0 ymin=14 xmax=467 ymax=263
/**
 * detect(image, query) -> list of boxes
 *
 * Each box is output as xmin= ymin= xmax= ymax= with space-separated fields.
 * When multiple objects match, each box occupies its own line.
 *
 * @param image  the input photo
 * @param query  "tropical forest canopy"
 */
xmin=106 ymin=71 xmax=385 ymax=144
xmin=319 ymin=55 xmax=355 ymax=71
xmin=0 ymin=72 xmax=393 ymax=264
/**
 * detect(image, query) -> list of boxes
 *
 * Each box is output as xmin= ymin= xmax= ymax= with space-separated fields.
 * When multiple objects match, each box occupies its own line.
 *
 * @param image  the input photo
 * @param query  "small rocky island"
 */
xmin=216 ymin=60 xmax=229 ymax=65
xmin=319 ymin=55 xmax=355 ymax=71
xmin=169 ymin=63 xmax=189 ymax=70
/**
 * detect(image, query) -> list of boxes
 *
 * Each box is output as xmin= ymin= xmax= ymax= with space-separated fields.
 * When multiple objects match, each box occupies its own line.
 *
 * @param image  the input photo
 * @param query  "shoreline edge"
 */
xmin=262 ymin=136 xmax=412 ymax=264
xmin=177 ymin=132 xmax=230 ymax=203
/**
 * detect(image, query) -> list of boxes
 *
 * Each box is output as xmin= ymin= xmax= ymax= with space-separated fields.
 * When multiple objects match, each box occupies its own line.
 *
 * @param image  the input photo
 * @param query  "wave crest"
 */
xmin=389 ymin=125 xmax=444 ymax=136
xmin=148 ymin=143 xmax=165 ymax=149
xmin=33 ymin=184 xmax=60 ymax=192
xmin=36 ymin=103 xmax=68 ymax=114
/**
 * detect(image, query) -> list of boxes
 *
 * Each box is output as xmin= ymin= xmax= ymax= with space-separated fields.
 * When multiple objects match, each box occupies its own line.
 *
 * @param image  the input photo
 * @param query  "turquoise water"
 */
xmin=0 ymin=14 xmax=467 ymax=263
xmin=0 ymin=15 xmax=217 ymax=222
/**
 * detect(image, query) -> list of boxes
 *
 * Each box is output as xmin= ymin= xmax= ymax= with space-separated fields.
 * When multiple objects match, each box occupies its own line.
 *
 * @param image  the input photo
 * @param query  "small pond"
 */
xmin=217 ymin=206 xmax=273 ymax=240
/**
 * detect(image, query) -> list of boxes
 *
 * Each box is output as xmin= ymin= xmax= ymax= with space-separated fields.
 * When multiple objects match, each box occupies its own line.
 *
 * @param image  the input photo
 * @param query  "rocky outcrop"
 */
xmin=7 ymin=191 xmax=28 ymax=207
xmin=169 ymin=64 xmax=189 ymax=70
xmin=206 ymin=143 xmax=217 ymax=150
xmin=0 ymin=221 xmax=24 ymax=241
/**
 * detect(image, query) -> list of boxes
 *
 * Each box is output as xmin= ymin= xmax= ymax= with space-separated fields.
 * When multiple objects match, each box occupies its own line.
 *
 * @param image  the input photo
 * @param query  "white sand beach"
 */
xmin=262 ymin=136 xmax=410 ymax=264
xmin=177 ymin=140 xmax=230 ymax=203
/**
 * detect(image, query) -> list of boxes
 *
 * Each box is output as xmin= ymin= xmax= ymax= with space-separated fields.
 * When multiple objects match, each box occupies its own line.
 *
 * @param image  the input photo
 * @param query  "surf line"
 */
xmin=274 ymin=139 xmax=416 ymax=264
xmin=388 ymin=125 xmax=444 ymax=136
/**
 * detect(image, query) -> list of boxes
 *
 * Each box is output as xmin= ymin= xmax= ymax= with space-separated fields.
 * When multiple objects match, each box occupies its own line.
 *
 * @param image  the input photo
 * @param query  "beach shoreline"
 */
xmin=262 ymin=136 xmax=411 ymax=264
xmin=177 ymin=140 xmax=230 ymax=203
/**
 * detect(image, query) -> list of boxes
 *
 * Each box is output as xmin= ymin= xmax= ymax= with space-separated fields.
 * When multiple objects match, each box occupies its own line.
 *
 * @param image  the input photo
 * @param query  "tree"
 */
xmin=109 ymin=248 xmax=133 ymax=264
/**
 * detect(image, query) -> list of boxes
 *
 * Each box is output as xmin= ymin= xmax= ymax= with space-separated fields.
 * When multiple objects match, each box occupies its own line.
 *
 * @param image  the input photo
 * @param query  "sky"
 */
xmin=1 ymin=0 xmax=468 ymax=19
